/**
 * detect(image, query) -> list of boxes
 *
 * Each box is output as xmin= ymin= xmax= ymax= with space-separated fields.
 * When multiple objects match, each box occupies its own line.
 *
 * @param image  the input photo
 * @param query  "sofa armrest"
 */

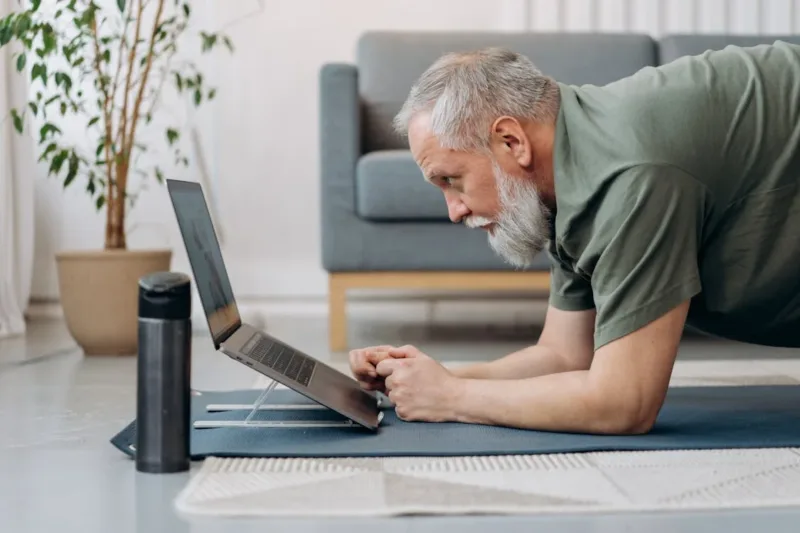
xmin=319 ymin=63 xmax=362 ymax=271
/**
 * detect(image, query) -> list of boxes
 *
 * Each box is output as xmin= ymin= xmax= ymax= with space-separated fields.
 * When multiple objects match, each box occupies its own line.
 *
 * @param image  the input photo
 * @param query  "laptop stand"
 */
xmin=193 ymin=378 xmax=366 ymax=429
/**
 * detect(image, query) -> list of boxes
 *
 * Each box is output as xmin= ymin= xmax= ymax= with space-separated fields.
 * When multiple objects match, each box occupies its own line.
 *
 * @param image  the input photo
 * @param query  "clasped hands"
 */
xmin=349 ymin=344 xmax=462 ymax=422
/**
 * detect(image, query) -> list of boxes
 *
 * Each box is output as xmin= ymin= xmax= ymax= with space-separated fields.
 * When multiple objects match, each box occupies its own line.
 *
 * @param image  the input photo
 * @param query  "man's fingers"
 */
xmin=366 ymin=350 xmax=394 ymax=366
xmin=384 ymin=373 xmax=396 ymax=392
xmin=375 ymin=357 xmax=405 ymax=377
xmin=387 ymin=344 xmax=420 ymax=359
xmin=351 ymin=347 xmax=386 ymax=376
xmin=359 ymin=378 xmax=385 ymax=393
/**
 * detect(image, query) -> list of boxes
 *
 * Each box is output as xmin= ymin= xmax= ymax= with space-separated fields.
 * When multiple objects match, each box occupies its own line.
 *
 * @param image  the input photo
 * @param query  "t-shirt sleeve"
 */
xmin=546 ymin=240 xmax=595 ymax=311
xmin=586 ymin=164 xmax=706 ymax=349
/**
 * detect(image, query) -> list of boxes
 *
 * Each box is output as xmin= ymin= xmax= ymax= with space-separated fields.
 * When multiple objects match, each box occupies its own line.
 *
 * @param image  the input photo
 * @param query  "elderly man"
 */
xmin=348 ymin=41 xmax=800 ymax=435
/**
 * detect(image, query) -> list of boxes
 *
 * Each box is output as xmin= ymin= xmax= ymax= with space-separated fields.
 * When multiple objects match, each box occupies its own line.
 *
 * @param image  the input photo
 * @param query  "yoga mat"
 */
xmin=111 ymin=384 xmax=800 ymax=459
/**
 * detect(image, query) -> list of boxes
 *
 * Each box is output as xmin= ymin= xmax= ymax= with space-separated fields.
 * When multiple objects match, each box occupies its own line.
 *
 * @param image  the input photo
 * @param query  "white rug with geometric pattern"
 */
xmin=174 ymin=448 xmax=800 ymax=517
xmin=175 ymin=362 xmax=800 ymax=517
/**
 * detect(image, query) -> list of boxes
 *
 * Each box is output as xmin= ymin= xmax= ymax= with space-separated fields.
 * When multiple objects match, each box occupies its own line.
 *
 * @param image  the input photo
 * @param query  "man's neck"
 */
xmin=523 ymin=119 xmax=557 ymax=211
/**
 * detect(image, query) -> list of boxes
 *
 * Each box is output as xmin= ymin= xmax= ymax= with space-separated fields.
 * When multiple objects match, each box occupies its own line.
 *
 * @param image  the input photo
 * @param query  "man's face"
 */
xmin=408 ymin=114 xmax=551 ymax=268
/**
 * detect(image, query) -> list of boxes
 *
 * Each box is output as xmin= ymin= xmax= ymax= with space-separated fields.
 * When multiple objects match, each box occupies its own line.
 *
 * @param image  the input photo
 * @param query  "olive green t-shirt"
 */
xmin=548 ymin=40 xmax=800 ymax=350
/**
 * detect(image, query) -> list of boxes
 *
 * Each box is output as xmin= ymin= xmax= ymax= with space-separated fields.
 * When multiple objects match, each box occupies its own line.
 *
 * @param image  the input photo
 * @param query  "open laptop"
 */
xmin=166 ymin=178 xmax=383 ymax=430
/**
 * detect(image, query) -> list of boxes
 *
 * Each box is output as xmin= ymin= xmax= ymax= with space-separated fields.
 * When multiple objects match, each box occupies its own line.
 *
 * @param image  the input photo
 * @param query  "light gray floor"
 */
xmin=1 ymin=315 xmax=800 ymax=533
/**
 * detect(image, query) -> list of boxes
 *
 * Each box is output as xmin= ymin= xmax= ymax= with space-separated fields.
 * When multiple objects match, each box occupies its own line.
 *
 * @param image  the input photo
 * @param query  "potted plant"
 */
xmin=0 ymin=0 xmax=232 ymax=355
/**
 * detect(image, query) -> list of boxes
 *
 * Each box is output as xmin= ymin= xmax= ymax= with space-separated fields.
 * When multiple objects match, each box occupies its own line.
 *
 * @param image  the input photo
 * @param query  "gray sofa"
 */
xmin=319 ymin=31 xmax=800 ymax=351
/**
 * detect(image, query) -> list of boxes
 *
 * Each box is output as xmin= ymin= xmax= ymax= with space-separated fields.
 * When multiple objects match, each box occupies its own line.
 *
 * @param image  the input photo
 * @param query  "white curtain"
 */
xmin=0 ymin=0 xmax=35 ymax=338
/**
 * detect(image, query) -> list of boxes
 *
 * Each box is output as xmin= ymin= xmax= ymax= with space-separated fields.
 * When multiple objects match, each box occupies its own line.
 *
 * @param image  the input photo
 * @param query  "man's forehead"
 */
xmin=407 ymin=114 xmax=435 ymax=151
xmin=407 ymin=116 xmax=438 ymax=180
xmin=408 ymin=115 xmax=458 ymax=177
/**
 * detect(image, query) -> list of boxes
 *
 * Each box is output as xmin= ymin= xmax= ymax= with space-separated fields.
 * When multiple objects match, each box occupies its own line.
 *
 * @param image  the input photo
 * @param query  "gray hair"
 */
xmin=393 ymin=47 xmax=560 ymax=153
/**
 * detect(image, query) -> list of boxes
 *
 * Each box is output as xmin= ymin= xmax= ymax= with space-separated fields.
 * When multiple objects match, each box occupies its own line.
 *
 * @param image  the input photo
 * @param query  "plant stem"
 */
xmin=127 ymin=0 xmax=165 ymax=156
xmin=118 ymin=0 xmax=144 ymax=159
xmin=122 ymin=0 xmax=165 ymax=213
xmin=89 ymin=8 xmax=118 ymax=249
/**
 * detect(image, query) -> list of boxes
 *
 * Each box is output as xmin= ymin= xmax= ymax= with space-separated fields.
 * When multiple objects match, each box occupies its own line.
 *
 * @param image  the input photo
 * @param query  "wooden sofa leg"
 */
xmin=328 ymin=274 xmax=347 ymax=352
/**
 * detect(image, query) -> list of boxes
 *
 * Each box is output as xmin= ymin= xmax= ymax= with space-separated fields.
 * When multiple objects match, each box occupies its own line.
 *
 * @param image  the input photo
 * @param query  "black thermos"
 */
xmin=136 ymin=271 xmax=192 ymax=474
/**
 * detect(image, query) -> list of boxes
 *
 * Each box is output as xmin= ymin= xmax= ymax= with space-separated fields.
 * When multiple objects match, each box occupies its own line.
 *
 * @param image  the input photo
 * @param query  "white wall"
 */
xmin=27 ymin=0 xmax=800 ymax=307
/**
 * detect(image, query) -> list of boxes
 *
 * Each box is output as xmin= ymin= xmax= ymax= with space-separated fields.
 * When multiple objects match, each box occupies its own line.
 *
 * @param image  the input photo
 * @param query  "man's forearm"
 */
xmin=445 ymin=371 xmax=651 ymax=435
xmin=448 ymin=344 xmax=581 ymax=380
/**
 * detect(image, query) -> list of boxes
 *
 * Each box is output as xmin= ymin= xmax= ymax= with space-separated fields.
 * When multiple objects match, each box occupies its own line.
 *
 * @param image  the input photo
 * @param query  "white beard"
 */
xmin=465 ymin=162 xmax=551 ymax=269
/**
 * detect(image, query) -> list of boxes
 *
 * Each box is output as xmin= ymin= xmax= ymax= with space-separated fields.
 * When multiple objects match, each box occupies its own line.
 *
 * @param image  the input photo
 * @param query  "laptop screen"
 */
xmin=167 ymin=179 xmax=240 ymax=345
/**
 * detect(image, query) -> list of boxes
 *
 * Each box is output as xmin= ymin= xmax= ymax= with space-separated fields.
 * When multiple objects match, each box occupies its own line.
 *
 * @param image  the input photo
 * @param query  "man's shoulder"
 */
xmin=554 ymin=164 xmax=708 ymax=266
xmin=553 ymin=79 xmax=713 ymax=196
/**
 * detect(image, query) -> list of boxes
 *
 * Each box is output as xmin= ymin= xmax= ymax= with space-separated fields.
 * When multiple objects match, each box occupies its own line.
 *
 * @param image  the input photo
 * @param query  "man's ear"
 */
xmin=490 ymin=116 xmax=532 ymax=167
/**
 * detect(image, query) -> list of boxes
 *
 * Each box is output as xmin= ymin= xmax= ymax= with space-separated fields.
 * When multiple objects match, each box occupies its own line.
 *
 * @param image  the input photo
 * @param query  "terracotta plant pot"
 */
xmin=55 ymin=249 xmax=173 ymax=355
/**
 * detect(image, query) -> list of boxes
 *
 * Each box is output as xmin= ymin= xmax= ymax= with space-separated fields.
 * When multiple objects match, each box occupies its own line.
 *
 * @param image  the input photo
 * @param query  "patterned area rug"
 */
xmin=174 ymin=448 xmax=800 ymax=517
xmin=175 ymin=363 xmax=800 ymax=517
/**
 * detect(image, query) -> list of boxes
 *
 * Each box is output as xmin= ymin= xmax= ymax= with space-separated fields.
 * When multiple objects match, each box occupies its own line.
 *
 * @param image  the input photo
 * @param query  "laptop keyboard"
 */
xmin=243 ymin=334 xmax=316 ymax=387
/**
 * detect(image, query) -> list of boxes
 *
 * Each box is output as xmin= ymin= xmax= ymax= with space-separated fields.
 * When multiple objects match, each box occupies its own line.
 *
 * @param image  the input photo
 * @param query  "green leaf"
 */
xmin=193 ymin=89 xmax=201 ymax=106
xmin=16 ymin=14 xmax=31 ymax=35
xmin=39 ymin=123 xmax=62 ymax=143
xmin=60 ymin=102 xmax=67 ymax=115
xmin=95 ymin=195 xmax=105 ymax=210
xmin=0 ymin=24 xmax=13 ymax=47
xmin=208 ymin=88 xmax=216 ymax=100
xmin=116 ymin=0 xmax=126 ymax=12
xmin=16 ymin=53 xmax=25 ymax=71
xmin=55 ymin=72 xmax=73 ymax=91
xmin=39 ymin=142 xmax=57 ymax=162
xmin=201 ymin=32 xmax=216 ymax=52
xmin=88 ymin=116 xmax=100 ymax=127
xmin=28 ymin=102 xmax=37 ymax=115
xmin=49 ymin=150 xmax=68 ymax=176
xmin=155 ymin=167 xmax=164 ymax=183
xmin=32 ymin=0 xmax=42 ymax=11
xmin=31 ymin=63 xmax=47 ymax=85
xmin=11 ymin=108 xmax=23 ymax=133
xmin=182 ymin=3 xmax=190 ymax=17
xmin=42 ymin=30 xmax=56 ymax=53
xmin=64 ymin=152 xmax=79 ymax=186
xmin=166 ymin=128 xmax=179 ymax=145
xmin=174 ymin=72 xmax=183 ymax=91
xmin=223 ymin=36 xmax=234 ymax=52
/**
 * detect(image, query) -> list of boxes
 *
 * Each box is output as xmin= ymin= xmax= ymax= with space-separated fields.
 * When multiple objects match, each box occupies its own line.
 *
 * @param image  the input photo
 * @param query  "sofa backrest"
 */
xmin=356 ymin=31 xmax=658 ymax=152
xmin=660 ymin=34 xmax=800 ymax=64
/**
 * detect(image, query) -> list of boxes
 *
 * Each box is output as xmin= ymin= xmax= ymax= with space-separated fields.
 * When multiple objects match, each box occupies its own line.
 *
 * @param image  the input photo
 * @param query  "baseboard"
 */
xmin=26 ymin=294 xmax=550 ymax=332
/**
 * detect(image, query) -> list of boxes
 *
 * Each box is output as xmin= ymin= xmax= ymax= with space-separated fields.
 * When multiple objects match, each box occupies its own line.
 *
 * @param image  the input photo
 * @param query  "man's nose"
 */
xmin=446 ymin=197 xmax=468 ymax=223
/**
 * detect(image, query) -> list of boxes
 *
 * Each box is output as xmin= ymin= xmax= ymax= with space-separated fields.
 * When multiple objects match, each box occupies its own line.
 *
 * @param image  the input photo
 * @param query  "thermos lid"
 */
xmin=138 ymin=272 xmax=192 ymax=320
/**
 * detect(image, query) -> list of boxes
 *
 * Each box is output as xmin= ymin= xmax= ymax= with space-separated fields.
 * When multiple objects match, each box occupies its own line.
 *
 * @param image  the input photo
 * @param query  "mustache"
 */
xmin=463 ymin=215 xmax=494 ymax=228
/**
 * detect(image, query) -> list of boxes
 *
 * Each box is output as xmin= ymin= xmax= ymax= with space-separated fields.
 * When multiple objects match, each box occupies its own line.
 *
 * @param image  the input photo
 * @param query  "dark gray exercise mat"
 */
xmin=111 ymin=385 xmax=800 ymax=459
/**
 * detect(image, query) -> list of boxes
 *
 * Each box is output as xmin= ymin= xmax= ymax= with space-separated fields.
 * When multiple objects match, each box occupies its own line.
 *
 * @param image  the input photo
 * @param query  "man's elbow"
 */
xmin=588 ymin=392 xmax=661 ymax=435
xmin=610 ymin=409 xmax=658 ymax=435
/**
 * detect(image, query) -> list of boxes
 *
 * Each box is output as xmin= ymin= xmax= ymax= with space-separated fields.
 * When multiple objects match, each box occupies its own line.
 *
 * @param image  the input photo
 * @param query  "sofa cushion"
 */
xmin=356 ymin=150 xmax=448 ymax=221
xmin=660 ymin=34 xmax=800 ymax=63
xmin=356 ymin=32 xmax=658 ymax=152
